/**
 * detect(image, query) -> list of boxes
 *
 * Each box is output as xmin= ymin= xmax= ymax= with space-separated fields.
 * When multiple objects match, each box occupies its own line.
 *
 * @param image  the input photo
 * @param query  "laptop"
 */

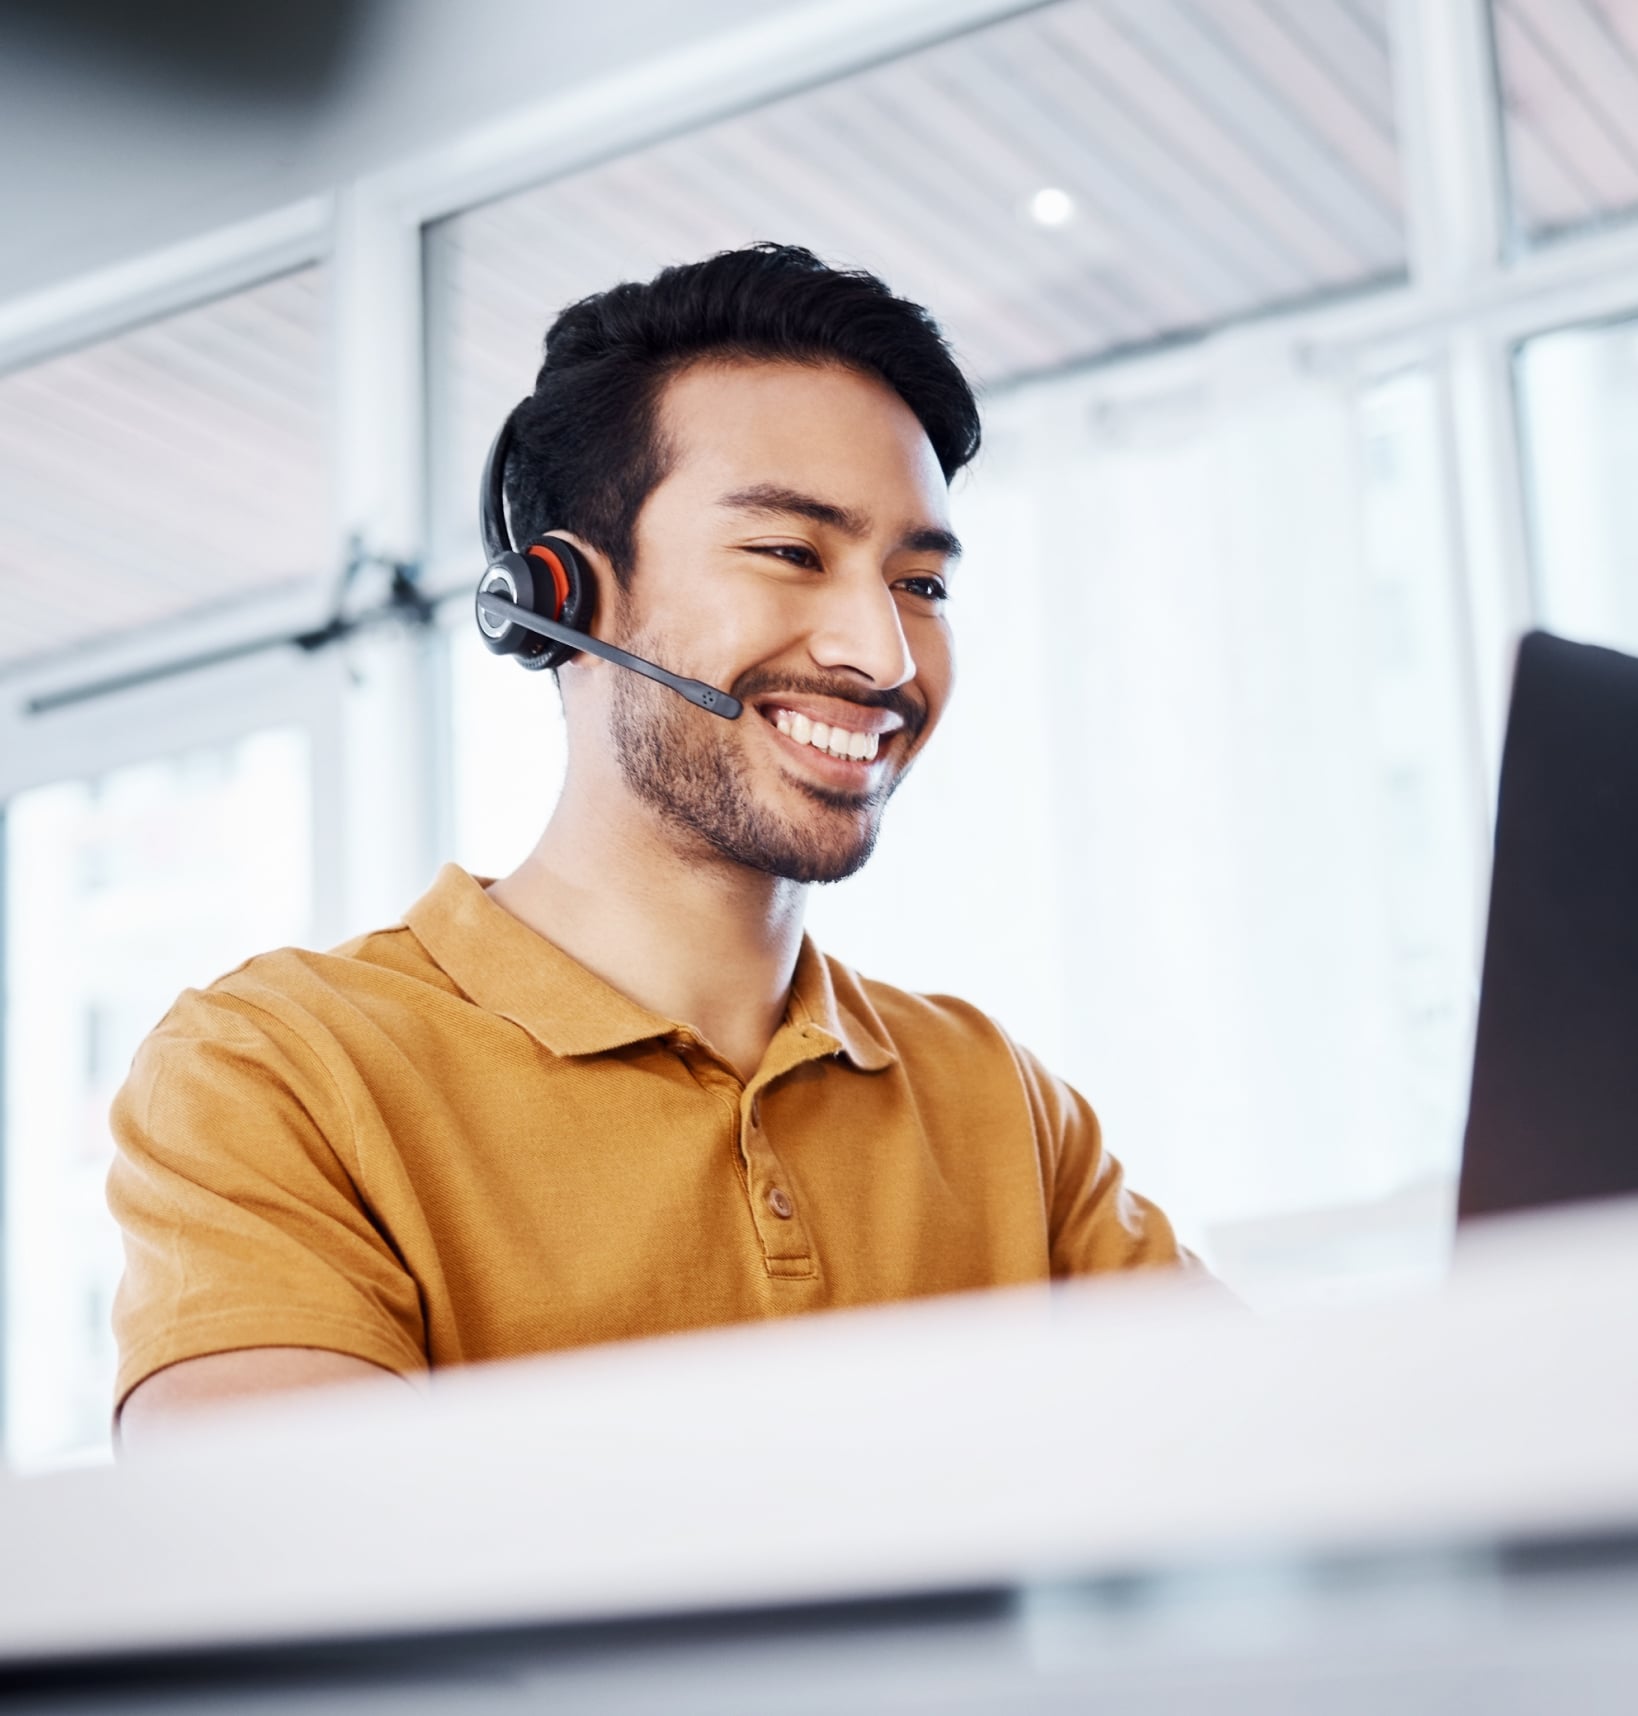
xmin=1458 ymin=630 xmax=1638 ymax=1221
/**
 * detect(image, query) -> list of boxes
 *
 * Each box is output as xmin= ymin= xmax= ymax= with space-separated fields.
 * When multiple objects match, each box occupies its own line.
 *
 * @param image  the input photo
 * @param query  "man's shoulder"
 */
xmin=152 ymin=919 xmax=458 ymax=1048
xmin=818 ymin=949 xmax=1022 ymax=1065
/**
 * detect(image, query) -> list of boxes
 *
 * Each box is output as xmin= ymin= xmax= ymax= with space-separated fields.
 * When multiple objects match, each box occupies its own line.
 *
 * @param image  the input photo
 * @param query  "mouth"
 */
xmin=756 ymin=702 xmax=901 ymax=782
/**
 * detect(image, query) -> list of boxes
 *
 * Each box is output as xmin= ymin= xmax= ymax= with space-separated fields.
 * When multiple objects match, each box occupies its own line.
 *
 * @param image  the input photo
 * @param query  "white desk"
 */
xmin=3 ymin=1199 xmax=1636 ymax=1710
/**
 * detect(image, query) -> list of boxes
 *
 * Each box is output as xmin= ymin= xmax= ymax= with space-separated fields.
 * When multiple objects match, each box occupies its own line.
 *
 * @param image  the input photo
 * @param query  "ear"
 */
xmin=543 ymin=531 xmax=620 ymax=640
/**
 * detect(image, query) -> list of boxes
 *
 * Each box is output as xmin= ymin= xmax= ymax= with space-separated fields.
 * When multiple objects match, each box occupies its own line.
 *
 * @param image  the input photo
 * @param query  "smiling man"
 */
xmin=108 ymin=244 xmax=1197 ymax=1442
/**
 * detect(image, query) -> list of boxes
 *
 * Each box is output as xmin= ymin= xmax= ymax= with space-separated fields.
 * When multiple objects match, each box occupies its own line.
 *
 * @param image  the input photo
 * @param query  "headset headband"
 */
xmin=479 ymin=406 xmax=525 ymax=566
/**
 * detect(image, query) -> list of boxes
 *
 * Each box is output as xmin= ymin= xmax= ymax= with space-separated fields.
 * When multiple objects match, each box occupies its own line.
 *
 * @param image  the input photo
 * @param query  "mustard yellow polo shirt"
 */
xmin=108 ymin=864 xmax=1195 ymax=1411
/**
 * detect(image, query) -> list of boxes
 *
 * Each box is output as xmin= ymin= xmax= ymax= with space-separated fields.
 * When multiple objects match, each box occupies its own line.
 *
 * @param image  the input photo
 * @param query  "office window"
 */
xmin=1492 ymin=0 xmax=1638 ymax=247
xmin=0 ymin=262 xmax=335 ymax=1467
xmin=0 ymin=267 xmax=330 ymax=674
xmin=2 ymin=730 xmax=312 ymax=1468
xmin=1351 ymin=370 xmax=1486 ymax=1180
xmin=443 ymin=610 xmax=568 ymax=880
xmin=1186 ymin=367 xmax=1481 ymax=1301
xmin=1514 ymin=315 xmax=1638 ymax=656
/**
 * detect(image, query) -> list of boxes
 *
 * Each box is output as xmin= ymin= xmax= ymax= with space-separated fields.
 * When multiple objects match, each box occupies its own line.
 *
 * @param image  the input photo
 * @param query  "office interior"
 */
xmin=0 ymin=7 xmax=1636 ymax=1691
xmin=4 ymin=0 xmax=1638 ymax=1703
xmin=2 ymin=0 xmax=1636 ymax=1473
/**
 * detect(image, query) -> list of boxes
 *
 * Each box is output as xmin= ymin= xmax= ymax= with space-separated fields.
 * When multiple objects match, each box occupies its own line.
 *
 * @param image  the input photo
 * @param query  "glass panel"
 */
xmin=2 ymin=729 xmax=312 ymax=1469
xmin=1197 ymin=368 xmax=1482 ymax=1304
xmin=425 ymin=0 xmax=1404 ymax=561
xmin=1514 ymin=316 xmax=1638 ymax=656
xmin=1492 ymin=0 xmax=1638 ymax=247
xmin=444 ymin=613 xmax=568 ymax=881
xmin=0 ymin=266 xmax=330 ymax=676
xmin=1352 ymin=370 xmax=1487 ymax=1188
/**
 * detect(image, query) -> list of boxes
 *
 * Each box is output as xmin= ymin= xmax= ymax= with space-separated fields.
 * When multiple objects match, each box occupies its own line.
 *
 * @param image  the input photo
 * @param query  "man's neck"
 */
xmin=486 ymin=781 xmax=807 ymax=1084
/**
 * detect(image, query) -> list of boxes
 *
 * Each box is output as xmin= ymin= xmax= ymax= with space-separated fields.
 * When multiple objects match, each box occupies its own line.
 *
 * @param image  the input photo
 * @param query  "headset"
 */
xmin=473 ymin=408 xmax=743 ymax=720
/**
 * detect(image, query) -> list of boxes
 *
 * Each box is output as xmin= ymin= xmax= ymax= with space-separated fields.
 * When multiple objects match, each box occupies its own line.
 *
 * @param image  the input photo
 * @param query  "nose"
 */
xmin=806 ymin=565 xmax=916 ymax=690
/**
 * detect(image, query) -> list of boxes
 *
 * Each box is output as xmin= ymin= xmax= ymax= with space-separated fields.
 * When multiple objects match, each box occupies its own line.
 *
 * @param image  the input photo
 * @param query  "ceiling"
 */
xmin=0 ymin=267 xmax=330 ymax=676
xmin=1494 ymin=0 xmax=1638 ymax=242
xmin=428 ymin=0 xmax=1405 ymax=550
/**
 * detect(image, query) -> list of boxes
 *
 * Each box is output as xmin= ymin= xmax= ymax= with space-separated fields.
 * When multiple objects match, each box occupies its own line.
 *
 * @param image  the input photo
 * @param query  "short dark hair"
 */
xmin=504 ymin=243 xmax=981 ymax=583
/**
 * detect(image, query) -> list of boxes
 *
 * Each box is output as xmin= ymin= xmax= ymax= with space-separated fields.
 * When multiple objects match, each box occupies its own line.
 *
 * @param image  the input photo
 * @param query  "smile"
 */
xmin=768 ymin=707 xmax=881 ymax=762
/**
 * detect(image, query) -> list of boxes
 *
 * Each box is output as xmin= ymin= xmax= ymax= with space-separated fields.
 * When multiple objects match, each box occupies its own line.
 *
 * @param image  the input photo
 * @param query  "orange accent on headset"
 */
xmin=527 ymin=545 xmax=572 ymax=619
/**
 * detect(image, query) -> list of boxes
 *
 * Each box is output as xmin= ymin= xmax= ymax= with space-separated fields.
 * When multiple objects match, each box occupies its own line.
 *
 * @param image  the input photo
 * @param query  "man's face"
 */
xmin=589 ymin=359 xmax=959 ymax=884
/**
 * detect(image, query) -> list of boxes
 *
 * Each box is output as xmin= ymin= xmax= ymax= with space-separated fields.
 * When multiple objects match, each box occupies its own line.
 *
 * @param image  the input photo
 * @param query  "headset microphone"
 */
xmin=473 ymin=408 xmax=743 ymax=720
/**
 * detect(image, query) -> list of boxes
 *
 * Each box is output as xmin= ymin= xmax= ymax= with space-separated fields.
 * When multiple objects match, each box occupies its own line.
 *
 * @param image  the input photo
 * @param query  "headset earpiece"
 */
xmin=475 ymin=534 xmax=595 ymax=672
xmin=526 ymin=537 xmax=595 ymax=642
xmin=476 ymin=550 xmax=552 ymax=670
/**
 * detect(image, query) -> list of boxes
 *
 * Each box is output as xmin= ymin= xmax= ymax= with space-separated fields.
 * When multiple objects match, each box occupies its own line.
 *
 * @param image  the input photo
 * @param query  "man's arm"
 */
xmin=119 ymin=1348 xmax=412 ymax=1451
xmin=107 ymin=987 xmax=431 ymax=1432
xmin=1006 ymin=1036 xmax=1205 ymax=1276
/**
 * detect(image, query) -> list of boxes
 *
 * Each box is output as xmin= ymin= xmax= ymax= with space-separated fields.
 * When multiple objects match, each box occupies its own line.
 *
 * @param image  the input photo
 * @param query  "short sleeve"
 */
xmin=106 ymin=985 xmax=429 ymax=1415
xmin=1008 ymin=1039 xmax=1209 ymax=1279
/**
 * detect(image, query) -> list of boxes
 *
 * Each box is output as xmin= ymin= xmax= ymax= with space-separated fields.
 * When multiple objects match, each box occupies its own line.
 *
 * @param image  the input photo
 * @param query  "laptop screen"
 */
xmin=1459 ymin=631 xmax=1638 ymax=1221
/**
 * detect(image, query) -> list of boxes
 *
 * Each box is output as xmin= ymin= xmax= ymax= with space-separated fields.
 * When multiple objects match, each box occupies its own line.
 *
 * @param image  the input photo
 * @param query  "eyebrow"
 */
xmin=717 ymin=483 xmax=963 ymax=561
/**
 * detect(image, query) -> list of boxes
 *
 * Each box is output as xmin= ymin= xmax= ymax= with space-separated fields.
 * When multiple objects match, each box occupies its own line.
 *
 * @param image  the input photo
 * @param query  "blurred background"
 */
xmin=1 ymin=0 xmax=1635 ymax=1471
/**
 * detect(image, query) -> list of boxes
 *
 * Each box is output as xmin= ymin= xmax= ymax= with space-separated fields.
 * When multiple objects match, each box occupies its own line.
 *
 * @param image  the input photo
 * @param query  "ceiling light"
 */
xmin=1027 ymin=187 xmax=1076 ymax=228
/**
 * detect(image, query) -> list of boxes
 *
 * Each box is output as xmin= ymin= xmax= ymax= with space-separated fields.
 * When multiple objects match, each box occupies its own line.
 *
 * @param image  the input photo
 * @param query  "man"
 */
xmin=109 ymin=244 xmax=1197 ymax=1444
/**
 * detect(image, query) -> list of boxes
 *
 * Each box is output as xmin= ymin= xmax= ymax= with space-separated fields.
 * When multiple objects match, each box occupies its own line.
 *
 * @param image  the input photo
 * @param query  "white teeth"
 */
xmin=770 ymin=708 xmax=882 ymax=763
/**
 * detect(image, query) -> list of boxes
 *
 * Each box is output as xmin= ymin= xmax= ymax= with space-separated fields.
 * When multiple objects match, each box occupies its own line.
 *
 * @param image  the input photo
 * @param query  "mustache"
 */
xmin=728 ymin=668 xmax=928 ymax=739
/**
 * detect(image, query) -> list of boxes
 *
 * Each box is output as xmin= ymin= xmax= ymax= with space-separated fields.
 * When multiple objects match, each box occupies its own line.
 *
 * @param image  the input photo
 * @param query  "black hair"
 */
xmin=504 ymin=242 xmax=981 ymax=584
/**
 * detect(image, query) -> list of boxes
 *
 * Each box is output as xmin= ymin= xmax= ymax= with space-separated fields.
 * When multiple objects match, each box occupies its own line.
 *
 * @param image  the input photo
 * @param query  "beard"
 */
xmin=606 ymin=627 xmax=917 ymax=885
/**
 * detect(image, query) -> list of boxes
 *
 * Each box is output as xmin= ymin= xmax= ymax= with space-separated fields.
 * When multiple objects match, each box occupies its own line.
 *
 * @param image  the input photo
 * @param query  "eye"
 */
xmin=896 ymin=575 xmax=949 ymax=604
xmin=750 ymin=543 xmax=821 ymax=569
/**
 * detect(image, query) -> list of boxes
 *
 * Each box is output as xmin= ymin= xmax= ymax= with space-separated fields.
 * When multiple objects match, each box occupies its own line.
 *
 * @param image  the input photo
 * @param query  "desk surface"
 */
xmin=3 ymin=1198 xmax=1636 ymax=1705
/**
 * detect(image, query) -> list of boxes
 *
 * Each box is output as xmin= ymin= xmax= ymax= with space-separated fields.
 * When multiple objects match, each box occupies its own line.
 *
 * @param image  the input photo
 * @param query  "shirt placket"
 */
xmin=674 ymin=1024 xmax=833 ymax=1280
xmin=737 ymin=1080 xmax=813 ymax=1277
xmin=741 ymin=1021 xmax=843 ymax=1279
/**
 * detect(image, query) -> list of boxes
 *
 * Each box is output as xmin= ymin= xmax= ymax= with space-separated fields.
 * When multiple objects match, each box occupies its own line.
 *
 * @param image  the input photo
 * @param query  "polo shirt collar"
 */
xmin=403 ymin=864 xmax=896 ymax=1072
xmin=786 ymin=934 xmax=897 ymax=1072
xmin=405 ymin=865 xmax=672 ymax=1058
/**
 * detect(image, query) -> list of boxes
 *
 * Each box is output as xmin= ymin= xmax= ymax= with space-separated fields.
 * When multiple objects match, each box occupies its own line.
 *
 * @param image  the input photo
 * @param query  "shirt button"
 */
xmin=766 ymin=1186 xmax=794 ymax=1220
